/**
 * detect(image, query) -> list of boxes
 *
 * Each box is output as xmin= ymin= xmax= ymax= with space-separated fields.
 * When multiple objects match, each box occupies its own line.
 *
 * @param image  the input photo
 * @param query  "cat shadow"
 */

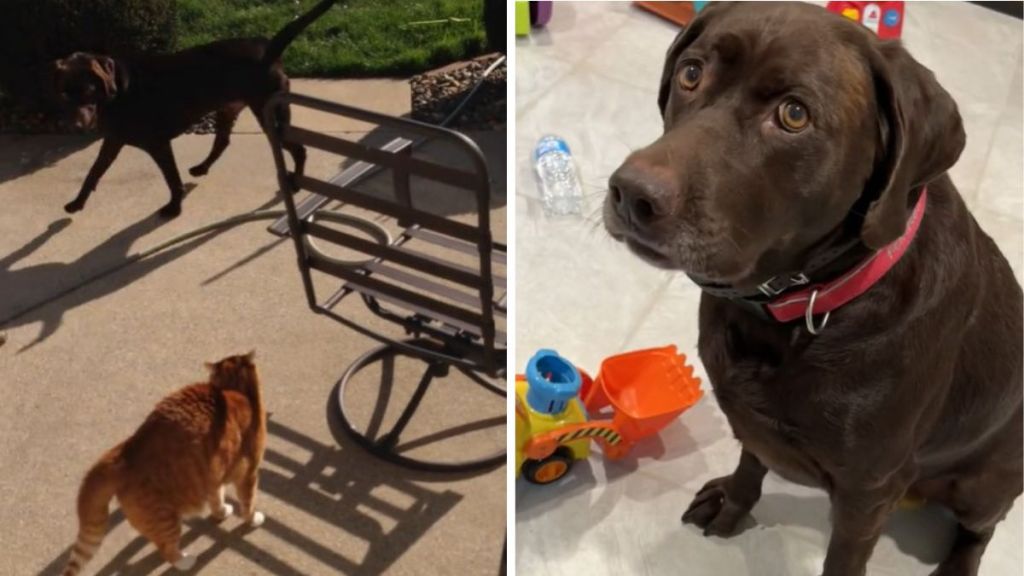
xmin=38 ymin=417 xmax=467 ymax=576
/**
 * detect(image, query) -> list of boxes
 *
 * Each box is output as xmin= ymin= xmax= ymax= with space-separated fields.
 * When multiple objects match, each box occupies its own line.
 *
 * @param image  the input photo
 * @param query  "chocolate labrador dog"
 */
xmin=51 ymin=0 xmax=336 ymax=218
xmin=605 ymin=3 xmax=1021 ymax=575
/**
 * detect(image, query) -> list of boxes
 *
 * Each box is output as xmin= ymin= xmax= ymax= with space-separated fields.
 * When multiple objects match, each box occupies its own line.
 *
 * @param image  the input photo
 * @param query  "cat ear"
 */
xmin=245 ymin=350 xmax=256 ymax=361
xmin=204 ymin=361 xmax=216 ymax=372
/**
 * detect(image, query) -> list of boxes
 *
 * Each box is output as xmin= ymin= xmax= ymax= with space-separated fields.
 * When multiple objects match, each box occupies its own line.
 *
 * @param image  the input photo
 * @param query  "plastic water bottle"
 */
xmin=533 ymin=135 xmax=583 ymax=216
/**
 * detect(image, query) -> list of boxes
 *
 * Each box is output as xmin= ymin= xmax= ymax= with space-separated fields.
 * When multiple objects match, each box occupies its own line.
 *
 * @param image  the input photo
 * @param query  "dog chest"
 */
xmin=699 ymin=320 xmax=833 ymax=488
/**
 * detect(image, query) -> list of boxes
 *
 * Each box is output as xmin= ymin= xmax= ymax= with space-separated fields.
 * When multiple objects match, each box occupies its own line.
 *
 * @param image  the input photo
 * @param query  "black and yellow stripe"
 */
xmin=558 ymin=426 xmax=621 ymax=445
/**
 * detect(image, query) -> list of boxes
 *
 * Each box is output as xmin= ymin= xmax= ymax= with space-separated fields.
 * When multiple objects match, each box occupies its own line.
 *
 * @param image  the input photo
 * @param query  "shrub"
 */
xmin=0 ymin=0 xmax=176 ymax=106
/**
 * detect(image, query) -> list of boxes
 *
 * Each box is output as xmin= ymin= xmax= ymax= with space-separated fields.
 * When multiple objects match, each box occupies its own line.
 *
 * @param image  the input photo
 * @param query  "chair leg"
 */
xmin=334 ymin=340 xmax=505 ymax=473
xmin=376 ymin=360 xmax=445 ymax=450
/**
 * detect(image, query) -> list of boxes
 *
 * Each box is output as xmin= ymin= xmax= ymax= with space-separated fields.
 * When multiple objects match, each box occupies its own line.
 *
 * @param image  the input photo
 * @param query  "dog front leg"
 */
xmin=682 ymin=448 xmax=768 ymax=536
xmin=65 ymin=138 xmax=124 ymax=213
xmin=821 ymin=481 xmax=906 ymax=576
xmin=145 ymin=141 xmax=186 ymax=219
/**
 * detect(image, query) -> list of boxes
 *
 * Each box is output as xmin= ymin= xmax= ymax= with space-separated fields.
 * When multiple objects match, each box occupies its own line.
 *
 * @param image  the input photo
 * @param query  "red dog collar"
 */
xmin=766 ymin=189 xmax=928 ymax=326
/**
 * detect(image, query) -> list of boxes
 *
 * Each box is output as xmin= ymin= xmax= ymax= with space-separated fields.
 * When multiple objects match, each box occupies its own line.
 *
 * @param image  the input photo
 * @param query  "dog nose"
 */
xmin=608 ymin=164 xmax=674 ymax=228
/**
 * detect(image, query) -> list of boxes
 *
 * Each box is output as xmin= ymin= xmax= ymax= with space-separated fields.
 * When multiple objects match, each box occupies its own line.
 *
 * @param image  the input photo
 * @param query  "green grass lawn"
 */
xmin=175 ymin=0 xmax=487 ymax=77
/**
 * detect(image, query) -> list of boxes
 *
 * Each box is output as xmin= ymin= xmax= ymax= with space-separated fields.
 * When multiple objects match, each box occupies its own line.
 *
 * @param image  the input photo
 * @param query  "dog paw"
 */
xmin=210 ymin=502 xmax=233 ymax=520
xmin=188 ymin=165 xmax=208 ymax=177
xmin=248 ymin=511 xmax=265 ymax=528
xmin=158 ymin=203 xmax=182 ymax=219
xmin=173 ymin=553 xmax=196 ymax=571
xmin=64 ymin=201 xmax=84 ymax=214
xmin=681 ymin=476 xmax=753 ymax=537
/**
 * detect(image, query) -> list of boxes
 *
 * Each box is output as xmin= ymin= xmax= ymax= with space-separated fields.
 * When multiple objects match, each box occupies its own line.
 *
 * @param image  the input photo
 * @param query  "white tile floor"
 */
xmin=515 ymin=2 xmax=1024 ymax=575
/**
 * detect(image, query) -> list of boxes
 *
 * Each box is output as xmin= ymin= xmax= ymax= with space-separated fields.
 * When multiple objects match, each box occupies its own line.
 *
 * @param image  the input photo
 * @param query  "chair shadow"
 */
xmin=38 ymin=418 xmax=466 ymax=576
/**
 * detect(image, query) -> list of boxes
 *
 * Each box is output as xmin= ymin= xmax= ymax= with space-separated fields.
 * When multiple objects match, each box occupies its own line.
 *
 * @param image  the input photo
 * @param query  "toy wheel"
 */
xmin=523 ymin=452 xmax=572 ymax=485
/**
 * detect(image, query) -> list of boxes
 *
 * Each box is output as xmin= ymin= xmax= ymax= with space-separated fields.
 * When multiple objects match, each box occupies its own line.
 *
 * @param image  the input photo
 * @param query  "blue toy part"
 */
xmin=525 ymin=349 xmax=582 ymax=415
xmin=883 ymin=8 xmax=901 ymax=27
xmin=694 ymin=1 xmax=710 ymax=13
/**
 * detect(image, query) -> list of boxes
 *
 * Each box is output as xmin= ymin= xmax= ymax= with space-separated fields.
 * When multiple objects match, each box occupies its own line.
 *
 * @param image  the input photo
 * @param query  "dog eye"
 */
xmin=778 ymin=100 xmax=810 ymax=132
xmin=678 ymin=62 xmax=703 ymax=90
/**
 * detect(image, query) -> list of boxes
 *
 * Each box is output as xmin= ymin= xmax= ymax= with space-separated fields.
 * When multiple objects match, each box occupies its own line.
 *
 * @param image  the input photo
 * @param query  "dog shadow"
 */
xmin=722 ymin=490 xmax=958 ymax=565
xmin=0 ymin=183 xmax=248 ymax=352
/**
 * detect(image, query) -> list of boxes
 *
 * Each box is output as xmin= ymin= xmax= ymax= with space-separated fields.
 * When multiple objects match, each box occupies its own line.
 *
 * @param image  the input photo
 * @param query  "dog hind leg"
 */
xmin=189 ymin=104 xmax=243 ymax=177
xmin=930 ymin=413 xmax=1022 ymax=576
xmin=249 ymin=95 xmax=306 ymax=180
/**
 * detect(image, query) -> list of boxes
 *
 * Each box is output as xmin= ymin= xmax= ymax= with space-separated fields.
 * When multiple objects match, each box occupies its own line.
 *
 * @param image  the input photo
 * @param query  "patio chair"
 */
xmin=263 ymin=92 xmax=506 ymax=473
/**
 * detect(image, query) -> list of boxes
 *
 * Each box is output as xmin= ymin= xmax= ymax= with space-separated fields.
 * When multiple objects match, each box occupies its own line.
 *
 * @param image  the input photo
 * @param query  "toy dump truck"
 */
xmin=515 ymin=346 xmax=703 ymax=484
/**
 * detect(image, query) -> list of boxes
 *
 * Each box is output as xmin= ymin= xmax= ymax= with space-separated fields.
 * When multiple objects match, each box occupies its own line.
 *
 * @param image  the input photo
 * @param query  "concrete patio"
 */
xmin=0 ymin=78 xmax=506 ymax=575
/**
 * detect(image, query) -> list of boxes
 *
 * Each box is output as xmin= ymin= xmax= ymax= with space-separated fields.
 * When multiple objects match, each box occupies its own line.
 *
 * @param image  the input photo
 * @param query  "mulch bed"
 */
xmin=410 ymin=52 xmax=506 ymax=130
xmin=0 ymin=103 xmax=86 ymax=135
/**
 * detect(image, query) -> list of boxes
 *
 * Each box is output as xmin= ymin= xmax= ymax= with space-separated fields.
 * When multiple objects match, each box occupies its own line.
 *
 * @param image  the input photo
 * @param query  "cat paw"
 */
xmin=64 ymin=200 xmax=84 ymax=213
xmin=188 ymin=165 xmax=208 ymax=177
xmin=211 ymin=503 xmax=233 ymax=520
xmin=248 ymin=511 xmax=265 ymax=528
xmin=173 ymin=553 xmax=196 ymax=571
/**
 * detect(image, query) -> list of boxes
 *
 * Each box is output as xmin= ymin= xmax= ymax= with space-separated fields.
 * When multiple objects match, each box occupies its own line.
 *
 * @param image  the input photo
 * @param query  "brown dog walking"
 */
xmin=52 ymin=0 xmax=337 ymax=219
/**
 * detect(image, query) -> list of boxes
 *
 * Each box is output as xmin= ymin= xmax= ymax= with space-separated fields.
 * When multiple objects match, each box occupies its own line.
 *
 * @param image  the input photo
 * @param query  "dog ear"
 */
xmin=89 ymin=56 xmax=119 ymax=100
xmin=861 ymin=41 xmax=965 ymax=249
xmin=658 ymin=3 xmax=730 ymax=117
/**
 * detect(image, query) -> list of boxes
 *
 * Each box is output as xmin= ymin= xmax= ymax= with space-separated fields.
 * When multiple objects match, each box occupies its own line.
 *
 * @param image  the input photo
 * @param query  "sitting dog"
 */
xmin=604 ymin=3 xmax=1022 ymax=575
xmin=52 ymin=0 xmax=337 ymax=218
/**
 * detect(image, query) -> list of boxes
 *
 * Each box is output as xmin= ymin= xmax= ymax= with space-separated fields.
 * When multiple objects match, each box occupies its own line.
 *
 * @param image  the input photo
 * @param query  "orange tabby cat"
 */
xmin=62 ymin=352 xmax=267 ymax=575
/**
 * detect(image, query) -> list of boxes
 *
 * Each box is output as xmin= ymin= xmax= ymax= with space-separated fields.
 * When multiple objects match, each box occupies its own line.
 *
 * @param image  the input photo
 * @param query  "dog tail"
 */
xmin=263 ymin=0 xmax=338 ymax=65
xmin=62 ymin=445 xmax=123 ymax=576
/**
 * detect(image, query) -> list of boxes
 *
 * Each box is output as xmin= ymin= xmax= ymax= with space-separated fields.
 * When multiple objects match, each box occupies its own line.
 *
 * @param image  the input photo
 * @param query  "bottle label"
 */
xmin=534 ymin=137 xmax=571 ymax=161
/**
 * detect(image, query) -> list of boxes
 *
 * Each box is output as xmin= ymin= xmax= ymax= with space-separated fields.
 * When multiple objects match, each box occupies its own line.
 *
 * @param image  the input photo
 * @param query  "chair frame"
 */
xmin=264 ymin=92 xmax=506 ymax=472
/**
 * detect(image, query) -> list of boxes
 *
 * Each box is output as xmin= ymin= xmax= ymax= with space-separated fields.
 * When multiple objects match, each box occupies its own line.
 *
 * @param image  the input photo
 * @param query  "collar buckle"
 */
xmin=757 ymin=272 xmax=810 ymax=297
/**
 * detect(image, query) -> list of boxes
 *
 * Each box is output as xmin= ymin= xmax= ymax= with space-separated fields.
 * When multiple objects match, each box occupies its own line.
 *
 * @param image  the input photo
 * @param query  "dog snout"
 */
xmin=608 ymin=163 xmax=676 ymax=229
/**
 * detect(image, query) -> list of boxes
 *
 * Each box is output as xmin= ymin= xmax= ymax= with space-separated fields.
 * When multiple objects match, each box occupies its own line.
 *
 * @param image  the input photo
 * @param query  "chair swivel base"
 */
xmin=334 ymin=339 xmax=506 ymax=473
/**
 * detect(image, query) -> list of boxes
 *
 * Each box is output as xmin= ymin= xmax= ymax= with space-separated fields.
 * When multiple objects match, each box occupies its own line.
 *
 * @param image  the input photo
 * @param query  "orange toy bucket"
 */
xmin=583 ymin=346 xmax=702 ymax=441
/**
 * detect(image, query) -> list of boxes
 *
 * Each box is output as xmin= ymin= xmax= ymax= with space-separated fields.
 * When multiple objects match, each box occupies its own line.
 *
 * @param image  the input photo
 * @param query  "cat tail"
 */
xmin=63 ymin=445 xmax=123 ymax=576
